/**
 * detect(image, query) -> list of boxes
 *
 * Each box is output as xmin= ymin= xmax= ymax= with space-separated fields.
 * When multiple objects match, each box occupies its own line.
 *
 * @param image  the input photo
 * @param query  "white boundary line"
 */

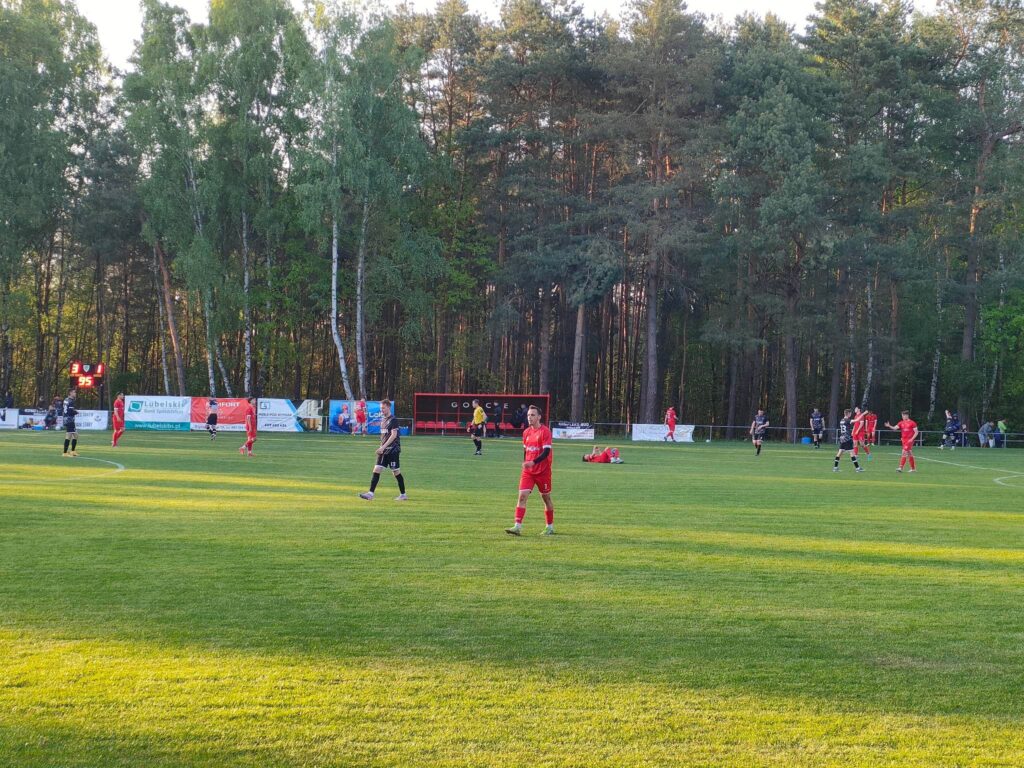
xmin=915 ymin=455 xmax=1024 ymax=486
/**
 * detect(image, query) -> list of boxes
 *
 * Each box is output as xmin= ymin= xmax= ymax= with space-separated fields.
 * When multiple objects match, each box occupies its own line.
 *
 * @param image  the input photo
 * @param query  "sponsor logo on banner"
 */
xmin=190 ymin=397 xmax=249 ymax=432
xmin=75 ymin=410 xmax=110 ymax=430
xmin=125 ymin=396 xmax=191 ymax=430
xmin=258 ymin=399 xmax=323 ymax=432
xmin=329 ymin=400 xmax=407 ymax=435
xmin=631 ymin=423 xmax=695 ymax=442
xmin=550 ymin=421 xmax=595 ymax=440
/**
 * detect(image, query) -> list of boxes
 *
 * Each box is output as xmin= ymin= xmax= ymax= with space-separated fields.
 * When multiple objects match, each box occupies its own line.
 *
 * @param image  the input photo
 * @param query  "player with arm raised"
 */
xmin=111 ymin=392 xmax=126 ymax=447
xmin=750 ymin=409 xmax=769 ymax=455
xmin=506 ymin=405 xmax=555 ymax=536
xmin=885 ymin=410 xmax=918 ymax=473
xmin=833 ymin=409 xmax=864 ymax=473
xmin=239 ymin=397 xmax=257 ymax=456
xmin=359 ymin=400 xmax=407 ymax=500
xmin=851 ymin=406 xmax=870 ymax=459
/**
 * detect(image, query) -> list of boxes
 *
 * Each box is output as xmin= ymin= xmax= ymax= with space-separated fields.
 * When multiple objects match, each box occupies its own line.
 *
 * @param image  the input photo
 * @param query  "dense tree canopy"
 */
xmin=1 ymin=0 xmax=1022 ymax=434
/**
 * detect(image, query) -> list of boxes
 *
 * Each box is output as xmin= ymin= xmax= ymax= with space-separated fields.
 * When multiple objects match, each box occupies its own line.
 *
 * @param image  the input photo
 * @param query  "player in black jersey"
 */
xmin=833 ymin=409 xmax=864 ymax=473
xmin=62 ymin=394 xmax=79 ymax=457
xmin=809 ymin=408 xmax=824 ymax=449
xmin=940 ymin=409 xmax=960 ymax=450
xmin=206 ymin=398 xmax=219 ymax=439
xmin=359 ymin=400 xmax=408 ymax=501
xmin=749 ymin=410 xmax=769 ymax=455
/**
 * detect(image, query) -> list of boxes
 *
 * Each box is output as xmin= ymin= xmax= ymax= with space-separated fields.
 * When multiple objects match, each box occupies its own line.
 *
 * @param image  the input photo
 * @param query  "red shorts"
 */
xmin=667 ymin=423 xmax=676 ymax=431
xmin=901 ymin=441 xmax=914 ymax=452
xmin=853 ymin=431 xmax=865 ymax=441
xmin=519 ymin=470 xmax=552 ymax=494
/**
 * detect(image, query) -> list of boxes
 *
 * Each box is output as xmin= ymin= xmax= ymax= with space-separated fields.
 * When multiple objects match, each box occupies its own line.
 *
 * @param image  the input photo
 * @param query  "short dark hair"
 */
xmin=901 ymin=410 xmax=910 ymax=416
xmin=844 ymin=408 xmax=852 ymax=416
xmin=528 ymin=405 xmax=541 ymax=415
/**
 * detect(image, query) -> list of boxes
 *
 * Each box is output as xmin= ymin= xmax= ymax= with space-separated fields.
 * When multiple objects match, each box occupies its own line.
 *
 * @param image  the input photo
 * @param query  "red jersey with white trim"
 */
xmin=897 ymin=418 xmax=917 ymax=446
xmin=113 ymin=399 xmax=125 ymax=422
xmin=523 ymin=425 xmax=552 ymax=475
xmin=243 ymin=402 xmax=257 ymax=434
xmin=665 ymin=408 xmax=677 ymax=427
xmin=864 ymin=413 xmax=878 ymax=436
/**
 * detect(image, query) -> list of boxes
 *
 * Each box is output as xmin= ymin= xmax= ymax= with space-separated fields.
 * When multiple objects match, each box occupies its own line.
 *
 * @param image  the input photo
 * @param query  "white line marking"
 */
xmin=915 ymin=455 xmax=1024 ymax=486
xmin=73 ymin=456 xmax=126 ymax=472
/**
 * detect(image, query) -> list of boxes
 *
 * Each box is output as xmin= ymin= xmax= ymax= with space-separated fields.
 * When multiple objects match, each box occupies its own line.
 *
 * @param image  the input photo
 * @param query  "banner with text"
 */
xmin=16 ymin=408 xmax=49 ymax=430
xmin=631 ymin=423 xmax=695 ymax=442
xmin=550 ymin=421 xmax=595 ymax=440
xmin=258 ymin=399 xmax=323 ymax=432
xmin=329 ymin=400 xmax=405 ymax=435
xmin=190 ymin=398 xmax=248 ymax=432
xmin=125 ymin=396 xmax=191 ymax=431
xmin=74 ymin=410 xmax=110 ymax=430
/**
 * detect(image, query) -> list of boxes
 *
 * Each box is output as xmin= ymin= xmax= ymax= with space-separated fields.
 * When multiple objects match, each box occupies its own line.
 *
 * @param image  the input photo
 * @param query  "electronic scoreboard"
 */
xmin=69 ymin=361 xmax=105 ymax=390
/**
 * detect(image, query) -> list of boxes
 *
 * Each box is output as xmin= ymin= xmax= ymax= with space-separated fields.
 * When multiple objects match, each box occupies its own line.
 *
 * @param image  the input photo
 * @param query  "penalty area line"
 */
xmin=70 ymin=456 xmax=126 ymax=473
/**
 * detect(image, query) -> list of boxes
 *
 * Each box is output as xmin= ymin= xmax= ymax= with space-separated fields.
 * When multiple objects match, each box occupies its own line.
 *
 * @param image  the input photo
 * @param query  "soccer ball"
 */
xmin=705 ymin=439 xmax=711 ymax=443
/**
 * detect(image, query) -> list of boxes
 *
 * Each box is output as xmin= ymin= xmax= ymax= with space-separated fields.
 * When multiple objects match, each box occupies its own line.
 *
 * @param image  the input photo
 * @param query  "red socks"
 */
xmin=899 ymin=456 xmax=906 ymax=469
xmin=545 ymin=508 xmax=554 ymax=525
xmin=909 ymin=455 xmax=916 ymax=470
xmin=515 ymin=506 xmax=526 ymax=524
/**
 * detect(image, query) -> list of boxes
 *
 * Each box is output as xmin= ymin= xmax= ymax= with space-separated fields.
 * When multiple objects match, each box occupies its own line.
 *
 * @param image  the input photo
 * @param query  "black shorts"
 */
xmin=839 ymin=438 xmax=854 ymax=451
xmin=812 ymin=428 xmax=823 ymax=438
xmin=207 ymin=414 xmax=218 ymax=425
xmin=753 ymin=431 xmax=766 ymax=441
xmin=65 ymin=422 xmax=77 ymax=434
xmin=377 ymin=450 xmax=400 ymax=470
xmin=471 ymin=424 xmax=485 ymax=438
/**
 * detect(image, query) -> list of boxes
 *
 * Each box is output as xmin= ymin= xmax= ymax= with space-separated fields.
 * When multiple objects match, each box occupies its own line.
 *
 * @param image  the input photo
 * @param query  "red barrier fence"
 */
xmin=412 ymin=393 xmax=550 ymax=435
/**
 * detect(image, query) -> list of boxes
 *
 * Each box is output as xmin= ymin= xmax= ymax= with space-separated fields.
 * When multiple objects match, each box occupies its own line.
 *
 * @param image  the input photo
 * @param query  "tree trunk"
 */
xmin=154 ymin=244 xmax=186 ymax=395
xmin=860 ymin=274 xmax=875 ymax=409
xmin=640 ymin=269 xmax=658 ymax=423
xmin=726 ymin=349 xmax=739 ymax=439
xmin=330 ymin=214 xmax=355 ymax=400
xmin=784 ymin=291 xmax=799 ymax=444
xmin=241 ymin=210 xmax=252 ymax=395
xmin=570 ymin=302 xmax=586 ymax=420
xmin=538 ymin=287 xmax=552 ymax=394
xmin=201 ymin=289 xmax=217 ymax=396
xmin=355 ymin=194 xmax=370 ymax=398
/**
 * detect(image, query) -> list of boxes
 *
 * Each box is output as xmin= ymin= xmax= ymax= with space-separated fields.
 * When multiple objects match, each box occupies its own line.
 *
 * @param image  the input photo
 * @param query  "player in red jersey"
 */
xmin=583 ymin=446 xmax=622 ymax=464
xmin=239 ymin=396 xmax=257 ymax=456
xmin=864 ymin=408 xmax=878 ymax=446
xmin=354 ymin=399 xmax=367 ymax=435
xmin=884 ymin=410 xmax=918 ymax=473
xmin=506 ymin=405 xmax=555 ymax=536
xmin=111 ymin=392 xmax=125 ymax=447
xmin=851 ymin=406 xmax=870 ymax=459
xmin=664 ymin=406 xmax=677 ymax=442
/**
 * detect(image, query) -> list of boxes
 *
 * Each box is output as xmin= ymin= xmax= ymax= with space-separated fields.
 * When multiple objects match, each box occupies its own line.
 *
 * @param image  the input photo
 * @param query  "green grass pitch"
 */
xmin=2 ymin=430 xmax=1023 ymax=767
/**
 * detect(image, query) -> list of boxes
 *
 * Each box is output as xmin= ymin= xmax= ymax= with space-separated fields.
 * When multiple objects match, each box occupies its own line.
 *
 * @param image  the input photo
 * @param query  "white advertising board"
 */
xmin=258 ymin=398 xmax=323 ymax=432
xmin=125 ymin=395 xmax=191 ymax=431
xmin=0 ymin=407 xmax=17 ymax=429
xmin=631 ymin=423 xmax=695 ymax=442
xmin=75 ymin=410 xmax=110 ymax=430
xmin=550 ymin=422 xmax=595 ymax=440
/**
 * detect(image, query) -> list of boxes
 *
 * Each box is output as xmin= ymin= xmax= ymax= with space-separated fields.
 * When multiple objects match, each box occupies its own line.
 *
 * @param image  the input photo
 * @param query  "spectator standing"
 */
xmin=996 ymin=418 xmax=1008 ymax=448
xmin=979 ymin=421 xmax=994 ymax=448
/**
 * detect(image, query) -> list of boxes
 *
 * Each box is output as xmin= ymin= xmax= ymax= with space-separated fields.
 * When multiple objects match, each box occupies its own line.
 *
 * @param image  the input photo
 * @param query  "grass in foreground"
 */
xmin=2 ymin=430 xmax=1023 ymax=767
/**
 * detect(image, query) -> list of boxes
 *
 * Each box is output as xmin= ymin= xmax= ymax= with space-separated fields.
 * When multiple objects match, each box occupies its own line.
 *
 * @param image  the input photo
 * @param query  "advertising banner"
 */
xmin=125 ymin=395 xmax=191 ymax=431
xmin=329 ymin=400 xmax=406 ymax=435
xmin=550 ymin=421 xmax=595 ymax=440
xmin=75 ymin=410 xmax=110 ymax=430
xmin=190 ymin=397 xmax=248 ymax=432
xmin=0 ymin=407 xmax=18 ymax=429
xmin=631 ymin=423 xmax=695 ymax=442
xmin=258 ymin=399 xmax=323 ymax=432
xmin=16 ymin=408 xmax=51 ymax=430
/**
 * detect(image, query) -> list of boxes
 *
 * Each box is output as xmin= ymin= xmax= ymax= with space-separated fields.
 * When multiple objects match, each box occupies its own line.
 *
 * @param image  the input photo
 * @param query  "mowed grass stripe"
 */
xmin=1 ymin=431 xmax=1023 ymax=766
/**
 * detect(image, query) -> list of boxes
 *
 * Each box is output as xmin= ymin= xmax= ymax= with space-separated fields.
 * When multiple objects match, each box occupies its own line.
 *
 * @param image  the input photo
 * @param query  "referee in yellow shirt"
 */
xmin=469 ymin=398 xmax=487 ymax=456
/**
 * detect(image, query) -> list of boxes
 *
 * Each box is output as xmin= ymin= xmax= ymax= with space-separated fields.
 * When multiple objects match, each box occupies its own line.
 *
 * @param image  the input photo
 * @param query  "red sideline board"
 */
xmin=413 ymin=393 xmax=550 ymax=435
xmin=190 ymin=397 xmax=249 ymax=431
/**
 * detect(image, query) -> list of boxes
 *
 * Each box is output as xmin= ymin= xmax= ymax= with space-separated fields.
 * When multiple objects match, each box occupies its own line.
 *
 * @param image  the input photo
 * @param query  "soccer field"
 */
xmin=2 ymin=431 xmax=1023 ymax=767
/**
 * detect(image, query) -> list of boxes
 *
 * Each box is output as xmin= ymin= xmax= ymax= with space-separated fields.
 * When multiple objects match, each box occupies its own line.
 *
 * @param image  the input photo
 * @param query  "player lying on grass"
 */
xmin=582 ymin=446 xmax=622 ymax=464
xmin=885 ymin=410 xmax=919 ymax=473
